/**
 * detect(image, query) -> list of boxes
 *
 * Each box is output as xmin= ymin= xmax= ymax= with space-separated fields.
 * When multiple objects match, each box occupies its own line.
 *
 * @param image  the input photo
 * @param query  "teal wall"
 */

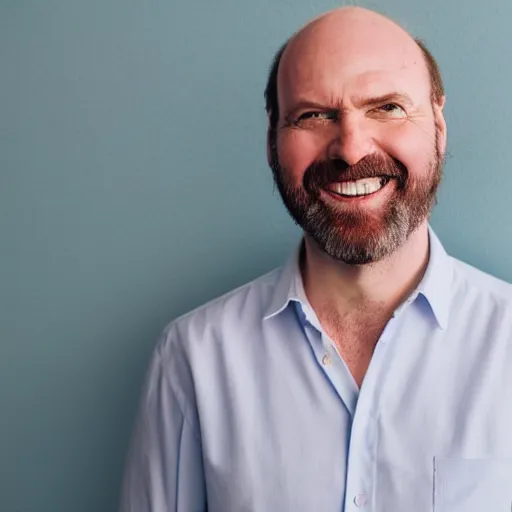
xmin=2 ymin=1 xmax=511 ymax=510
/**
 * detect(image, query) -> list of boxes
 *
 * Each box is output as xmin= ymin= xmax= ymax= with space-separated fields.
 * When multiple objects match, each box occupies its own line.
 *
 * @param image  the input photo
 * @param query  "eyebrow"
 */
xmin=353 ymin=92 xmax=414 ymax=109
xmin=283 ymin=92 xmax=415 ymax=119
xmin=282 ymin=101 xmax=333 ymax=119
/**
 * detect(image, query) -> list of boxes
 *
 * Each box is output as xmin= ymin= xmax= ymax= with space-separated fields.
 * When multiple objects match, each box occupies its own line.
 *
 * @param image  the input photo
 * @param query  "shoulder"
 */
xmin=451 ymin=256 xmax=512 ymax=300
xmin=157 ymin=266 xmax=283 ymax=355
xmin=449 ymin=256 xmax=512 ymax=330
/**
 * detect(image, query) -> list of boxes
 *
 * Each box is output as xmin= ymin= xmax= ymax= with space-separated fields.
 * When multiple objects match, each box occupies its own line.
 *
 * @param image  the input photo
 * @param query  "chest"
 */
xmin=319 ymin=312 xmax=390 ymax=387
xmin=194 ymin=304 xmax=512 ymax=512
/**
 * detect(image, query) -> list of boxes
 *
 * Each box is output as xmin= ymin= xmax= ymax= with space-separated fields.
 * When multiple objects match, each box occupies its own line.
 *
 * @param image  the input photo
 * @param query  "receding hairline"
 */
xmin=285 ymin=6 xmax=416 ymax=55
xmin=264 ymin=8 xmax=444 ymax=130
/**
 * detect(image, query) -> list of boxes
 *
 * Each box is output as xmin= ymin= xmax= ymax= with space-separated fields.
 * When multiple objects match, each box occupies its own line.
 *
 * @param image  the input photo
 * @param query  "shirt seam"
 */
xmin=170 ymin=268 xmax=281 ymax=327
xmin=155 ymin=348 xmax=203 ymax=444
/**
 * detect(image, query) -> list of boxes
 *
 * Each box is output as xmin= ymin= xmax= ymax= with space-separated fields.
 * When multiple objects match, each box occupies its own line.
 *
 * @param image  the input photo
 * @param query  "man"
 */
xmin=120 ymin=7 xmax=512 ymax=512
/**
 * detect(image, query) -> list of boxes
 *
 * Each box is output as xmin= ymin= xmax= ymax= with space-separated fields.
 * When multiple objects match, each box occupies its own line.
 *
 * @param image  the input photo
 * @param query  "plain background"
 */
xmin=2 ymin=0 xmax=512 ymax=510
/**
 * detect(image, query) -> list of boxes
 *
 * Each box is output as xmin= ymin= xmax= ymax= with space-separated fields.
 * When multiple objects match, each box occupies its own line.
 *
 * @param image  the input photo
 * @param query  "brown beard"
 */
xmin=269 ymin=135 xmax=444 ymax=265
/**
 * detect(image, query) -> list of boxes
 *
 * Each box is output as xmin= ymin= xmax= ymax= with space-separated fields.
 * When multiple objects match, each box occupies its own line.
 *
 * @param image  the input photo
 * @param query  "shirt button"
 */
xmin=354 ymin=494 xmax=368 ymax=507
xmin=321 ymin=354 xmax=331 ymax=366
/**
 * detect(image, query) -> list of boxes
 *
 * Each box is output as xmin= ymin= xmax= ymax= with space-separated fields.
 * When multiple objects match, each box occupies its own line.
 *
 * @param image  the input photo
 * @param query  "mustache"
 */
xmin=303 ymin=153 xmax=408 ymax=193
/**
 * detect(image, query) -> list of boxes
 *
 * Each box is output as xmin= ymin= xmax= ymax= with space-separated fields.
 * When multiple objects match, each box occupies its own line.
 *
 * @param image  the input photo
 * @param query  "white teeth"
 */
xmin=332 ymin=177 xmax=384 ymax=197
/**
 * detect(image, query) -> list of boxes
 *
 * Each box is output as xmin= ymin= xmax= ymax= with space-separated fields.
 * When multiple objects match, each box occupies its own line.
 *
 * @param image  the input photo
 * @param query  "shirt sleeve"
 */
xmin=119 ymin=337 xmax=207 ymax=512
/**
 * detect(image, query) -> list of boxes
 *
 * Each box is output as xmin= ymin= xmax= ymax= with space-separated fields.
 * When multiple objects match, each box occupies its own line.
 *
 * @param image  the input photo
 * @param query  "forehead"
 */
xmin=278 ymin=11 xmax=431 ymax=109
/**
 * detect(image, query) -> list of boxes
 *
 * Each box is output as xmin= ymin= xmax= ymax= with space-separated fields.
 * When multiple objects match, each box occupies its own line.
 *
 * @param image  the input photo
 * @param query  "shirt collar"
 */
xmin=263 ymin=240 xmax=305 ymax=321
xmin=263 ymin=226 xmax=454 ymax=330
xmin=414 ymin=226 xmax=454 ymax=330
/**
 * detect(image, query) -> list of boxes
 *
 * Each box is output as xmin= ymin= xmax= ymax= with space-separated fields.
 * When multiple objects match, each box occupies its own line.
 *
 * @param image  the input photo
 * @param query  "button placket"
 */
xmin=343 ymin=318 xmax=398 ymax=512
xmin=322 ymin=353 xmax=332 ymax=366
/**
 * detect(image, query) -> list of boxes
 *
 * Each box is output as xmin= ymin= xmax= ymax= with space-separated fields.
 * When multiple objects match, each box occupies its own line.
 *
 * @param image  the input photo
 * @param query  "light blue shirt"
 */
xmin=120 ymin=229 xmax=512 ymax=512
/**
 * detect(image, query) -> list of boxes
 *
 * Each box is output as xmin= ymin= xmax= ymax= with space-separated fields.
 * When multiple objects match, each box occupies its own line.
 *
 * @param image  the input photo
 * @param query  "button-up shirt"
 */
xmin=120 ymin=229 xmax=512 ymax=512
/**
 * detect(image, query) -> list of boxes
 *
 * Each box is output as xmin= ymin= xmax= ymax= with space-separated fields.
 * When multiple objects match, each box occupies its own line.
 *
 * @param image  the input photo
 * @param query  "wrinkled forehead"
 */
xmin=278 ymin=13 xmax=431 ymax=109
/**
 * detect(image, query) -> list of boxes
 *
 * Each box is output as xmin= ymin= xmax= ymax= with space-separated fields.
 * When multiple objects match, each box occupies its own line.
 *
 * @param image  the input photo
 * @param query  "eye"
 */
xmin=297 ymin=111 xmax=337 ymax=121
xmin=290 ymin=110 xmax=338 ymax=129
xmin=373 ymin=103 xmax=407 ymax=119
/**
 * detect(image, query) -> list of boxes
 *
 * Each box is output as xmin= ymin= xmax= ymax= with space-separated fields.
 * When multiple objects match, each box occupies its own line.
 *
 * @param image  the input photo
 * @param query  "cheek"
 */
xmin=277 ymin=131 xmax=324 ymax=184
xmin=378 ymin=122 xmax=437 ymax=176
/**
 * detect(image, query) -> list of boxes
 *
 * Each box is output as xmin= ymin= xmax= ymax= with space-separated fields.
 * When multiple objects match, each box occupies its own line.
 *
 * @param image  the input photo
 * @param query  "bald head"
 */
xmin=289 ymin=7 xmax=415 ymax=49
xmin=265 ymin=7 xmax=444 ymax=131
xmin=283 ymin=7 xmax=419 ymax=70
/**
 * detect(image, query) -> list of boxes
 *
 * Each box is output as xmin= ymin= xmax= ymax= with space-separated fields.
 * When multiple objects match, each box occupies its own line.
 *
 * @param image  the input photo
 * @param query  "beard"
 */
xmin=269 ymin=134 xmax=444 ymax=265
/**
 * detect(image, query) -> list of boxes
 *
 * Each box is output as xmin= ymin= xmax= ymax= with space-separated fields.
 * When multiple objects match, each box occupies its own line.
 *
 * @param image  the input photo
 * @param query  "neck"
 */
xmin=301 ymin=222 xmax=430 ymax=321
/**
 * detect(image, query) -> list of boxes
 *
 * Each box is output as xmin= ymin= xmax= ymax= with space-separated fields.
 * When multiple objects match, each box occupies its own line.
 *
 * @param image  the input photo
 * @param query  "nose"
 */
xmin=327 ymin=113 xmax=374 ymax=166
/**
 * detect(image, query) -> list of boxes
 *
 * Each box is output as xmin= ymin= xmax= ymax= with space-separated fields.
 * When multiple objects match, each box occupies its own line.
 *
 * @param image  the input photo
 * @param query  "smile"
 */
xmin=326 ymin=177 xmax=390 ymax=198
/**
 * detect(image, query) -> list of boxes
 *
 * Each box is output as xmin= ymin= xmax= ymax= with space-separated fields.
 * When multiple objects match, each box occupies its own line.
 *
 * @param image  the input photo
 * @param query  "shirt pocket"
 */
xmin=434 ymin=457 xmax=512 ymax=512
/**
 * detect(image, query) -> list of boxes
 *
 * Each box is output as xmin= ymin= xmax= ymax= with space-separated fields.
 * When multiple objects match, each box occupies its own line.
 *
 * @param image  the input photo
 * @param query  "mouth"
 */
xmin=324 ymin=177 xmax=392 ymax=199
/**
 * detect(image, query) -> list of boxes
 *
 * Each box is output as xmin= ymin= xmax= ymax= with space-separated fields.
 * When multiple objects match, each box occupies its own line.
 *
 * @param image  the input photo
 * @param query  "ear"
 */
xmin=433 ymin=95 xmax=447 ymax=156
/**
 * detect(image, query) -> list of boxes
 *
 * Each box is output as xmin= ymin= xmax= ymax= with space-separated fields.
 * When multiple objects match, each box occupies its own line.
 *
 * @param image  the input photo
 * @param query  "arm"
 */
xmin=119 ymin=337 xmax=206 ymax=512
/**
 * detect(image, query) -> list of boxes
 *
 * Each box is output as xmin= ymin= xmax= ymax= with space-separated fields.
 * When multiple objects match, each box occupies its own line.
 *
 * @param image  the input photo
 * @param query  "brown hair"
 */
xmin=264 ymin=38 xmax=444 ymax=132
